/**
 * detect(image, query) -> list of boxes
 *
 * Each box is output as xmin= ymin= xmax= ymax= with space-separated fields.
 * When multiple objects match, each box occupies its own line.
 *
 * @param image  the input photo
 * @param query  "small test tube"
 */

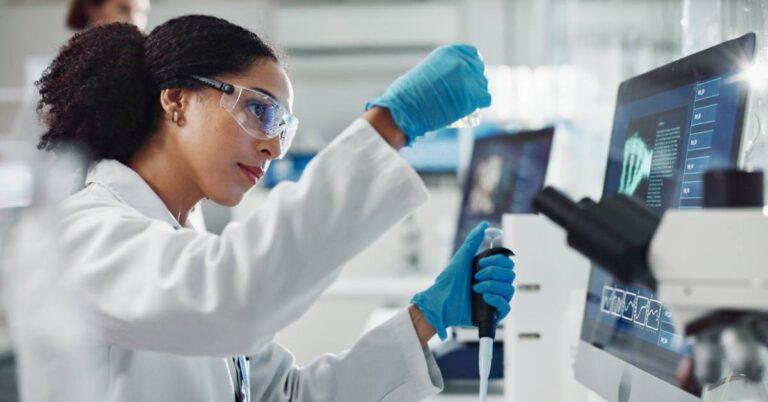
xmin=484 ymin=227 xmax=503 ymax=249
xmin=450 ymin=110 xmax=482 ymax=129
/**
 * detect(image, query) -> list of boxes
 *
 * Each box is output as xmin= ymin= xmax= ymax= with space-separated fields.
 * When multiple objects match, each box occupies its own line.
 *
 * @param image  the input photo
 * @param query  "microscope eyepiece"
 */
xmin=534 ymin=186 xmax=660 ymax=289
xmin=532 ymin=187 xmax=579 ymax=229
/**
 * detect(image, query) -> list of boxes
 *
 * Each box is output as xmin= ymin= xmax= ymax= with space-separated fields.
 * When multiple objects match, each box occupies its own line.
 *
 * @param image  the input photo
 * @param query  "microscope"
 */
xmin=533 ymin=169 xmax=768 ymax=401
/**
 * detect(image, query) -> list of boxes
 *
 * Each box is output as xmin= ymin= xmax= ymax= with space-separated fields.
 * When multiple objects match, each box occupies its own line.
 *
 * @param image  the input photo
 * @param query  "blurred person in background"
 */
xmin=66 ymin=0 xmax=150 ymax=31
xmin=8 ymin=0 xmax=150 ymax=143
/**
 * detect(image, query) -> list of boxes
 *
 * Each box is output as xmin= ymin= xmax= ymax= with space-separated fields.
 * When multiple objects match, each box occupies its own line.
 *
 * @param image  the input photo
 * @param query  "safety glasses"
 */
xmin=191 ymin=75 xmax=298 ymax=159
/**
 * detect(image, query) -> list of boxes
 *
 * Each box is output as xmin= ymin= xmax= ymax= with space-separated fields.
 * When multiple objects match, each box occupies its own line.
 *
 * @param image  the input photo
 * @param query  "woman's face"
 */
xmin=178 ymin=60 xmax=294 ymax=207
xmin=89 ymin=0 xmax=150 ymax=31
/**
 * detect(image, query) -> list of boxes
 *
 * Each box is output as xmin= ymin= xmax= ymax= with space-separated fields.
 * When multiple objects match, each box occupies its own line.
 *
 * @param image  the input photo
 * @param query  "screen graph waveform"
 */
xmin=600 ymin=285 xmax=664 ymax=331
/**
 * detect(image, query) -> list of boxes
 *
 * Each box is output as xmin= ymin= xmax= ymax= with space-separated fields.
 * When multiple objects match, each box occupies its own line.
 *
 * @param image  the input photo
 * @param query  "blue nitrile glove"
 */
xmin=366 ymin=44 xmax=492 ymax=144
xmin=411 ymin=221 xmax=516 ymax=340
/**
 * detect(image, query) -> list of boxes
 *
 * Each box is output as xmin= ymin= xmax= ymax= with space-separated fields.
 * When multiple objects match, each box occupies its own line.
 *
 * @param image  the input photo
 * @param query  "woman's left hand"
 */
xmin=366 ymin=44 xmax=491 ymax=145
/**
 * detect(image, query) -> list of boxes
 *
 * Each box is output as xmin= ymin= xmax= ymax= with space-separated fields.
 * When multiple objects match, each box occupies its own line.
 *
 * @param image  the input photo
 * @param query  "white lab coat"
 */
xmin=13 ymin=119 xmax=443 ymax=401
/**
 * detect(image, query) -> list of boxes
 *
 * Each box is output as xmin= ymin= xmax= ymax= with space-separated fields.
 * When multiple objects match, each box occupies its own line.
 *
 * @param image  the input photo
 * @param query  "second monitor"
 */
xmin=453 ymin=127 xmax=554 ymax=252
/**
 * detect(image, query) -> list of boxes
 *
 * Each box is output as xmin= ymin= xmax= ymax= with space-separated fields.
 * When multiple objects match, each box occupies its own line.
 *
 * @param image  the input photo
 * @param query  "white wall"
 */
xmin=0 ymin=4 xmax=69 ymax=88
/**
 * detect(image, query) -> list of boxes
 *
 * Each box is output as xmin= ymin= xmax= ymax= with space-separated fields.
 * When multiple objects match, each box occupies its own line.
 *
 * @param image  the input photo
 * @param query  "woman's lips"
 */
xmin=237 ymin=163 xmax=264 ymax=184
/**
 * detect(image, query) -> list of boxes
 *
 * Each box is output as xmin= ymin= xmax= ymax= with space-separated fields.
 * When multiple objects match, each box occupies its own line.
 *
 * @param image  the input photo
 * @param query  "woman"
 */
xmin=35 ymin=15 xmax=515 ymax=401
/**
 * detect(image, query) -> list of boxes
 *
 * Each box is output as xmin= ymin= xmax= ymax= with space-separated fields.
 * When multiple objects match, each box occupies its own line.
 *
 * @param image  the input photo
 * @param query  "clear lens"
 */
xmin=219 ymin=86 xmax=299 ymax=158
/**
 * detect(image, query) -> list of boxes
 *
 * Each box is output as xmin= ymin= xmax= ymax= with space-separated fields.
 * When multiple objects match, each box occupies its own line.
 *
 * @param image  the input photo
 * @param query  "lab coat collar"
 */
xmin=85 ymin=159 xmax=187 ymax=230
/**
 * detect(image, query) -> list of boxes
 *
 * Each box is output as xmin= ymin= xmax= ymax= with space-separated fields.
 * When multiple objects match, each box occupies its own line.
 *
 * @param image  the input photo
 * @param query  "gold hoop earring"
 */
xmin=172 ymin=110 xmax=179 ymax=123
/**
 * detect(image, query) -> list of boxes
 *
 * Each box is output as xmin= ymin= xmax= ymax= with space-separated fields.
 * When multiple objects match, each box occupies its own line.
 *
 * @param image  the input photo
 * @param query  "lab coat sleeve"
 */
xmin=249 ymin=309 xmax=443 ymax=402
xmin=61 ymin=119 xmax=429 ymax=357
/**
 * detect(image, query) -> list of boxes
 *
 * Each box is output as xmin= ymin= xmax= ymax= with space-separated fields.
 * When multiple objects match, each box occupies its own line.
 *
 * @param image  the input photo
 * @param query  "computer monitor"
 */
xmin=576 ymin=34 xmax=756 ymax=402
xmin=453 ymin=127 xmax=554 ymax=252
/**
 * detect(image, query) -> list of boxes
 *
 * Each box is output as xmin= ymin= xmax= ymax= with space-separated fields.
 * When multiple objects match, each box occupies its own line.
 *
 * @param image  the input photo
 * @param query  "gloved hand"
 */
xmin=411 ymin=221 xmax=516 ymax=340
xmin=366 ymin=44 xmax=491 ymax=144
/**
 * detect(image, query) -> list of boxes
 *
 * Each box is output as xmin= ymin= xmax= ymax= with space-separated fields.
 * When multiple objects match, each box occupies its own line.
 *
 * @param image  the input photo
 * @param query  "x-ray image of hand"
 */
xmin=468 ymin=155 xmax=503 ymax=214
xmin=618 ymin=134 xmax=653 ymax=196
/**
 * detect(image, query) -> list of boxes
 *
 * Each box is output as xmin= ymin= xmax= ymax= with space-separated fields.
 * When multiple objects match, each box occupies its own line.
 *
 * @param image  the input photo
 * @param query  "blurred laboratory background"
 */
xmin=2 ymin=1 xmax=768 ymax=401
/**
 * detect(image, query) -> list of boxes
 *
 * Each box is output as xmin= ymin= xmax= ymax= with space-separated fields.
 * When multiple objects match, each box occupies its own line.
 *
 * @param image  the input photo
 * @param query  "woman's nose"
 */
xmin=256 ymin=135 xmax=281 ymax=160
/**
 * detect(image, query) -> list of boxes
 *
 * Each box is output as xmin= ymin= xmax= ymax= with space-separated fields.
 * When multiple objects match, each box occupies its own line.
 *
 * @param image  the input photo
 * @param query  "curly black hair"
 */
xmin=37 ymin=15 xmax=278 ymax=164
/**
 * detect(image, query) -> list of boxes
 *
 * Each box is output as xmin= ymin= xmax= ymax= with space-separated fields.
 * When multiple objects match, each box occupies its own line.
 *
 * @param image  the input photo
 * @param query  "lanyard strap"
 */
xmin=232 ymin=356 xmax=250 ymax=402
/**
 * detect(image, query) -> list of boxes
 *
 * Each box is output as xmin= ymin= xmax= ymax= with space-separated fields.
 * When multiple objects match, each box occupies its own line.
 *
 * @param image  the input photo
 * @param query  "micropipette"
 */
xmin=471 ymin=227 xmax=514 ymax=402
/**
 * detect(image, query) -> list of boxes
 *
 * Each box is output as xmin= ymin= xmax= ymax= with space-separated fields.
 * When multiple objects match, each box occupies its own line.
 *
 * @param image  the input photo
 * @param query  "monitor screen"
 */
xmin=580 ymin=34 xmax=755 ymax=396
xmin=453 ymin=127 xmax=554 ymax=252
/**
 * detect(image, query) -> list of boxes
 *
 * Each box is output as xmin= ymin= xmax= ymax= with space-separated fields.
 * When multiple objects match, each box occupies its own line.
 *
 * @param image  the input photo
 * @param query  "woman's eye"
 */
xmin=247 ymin=102 xmax=266 ymax=119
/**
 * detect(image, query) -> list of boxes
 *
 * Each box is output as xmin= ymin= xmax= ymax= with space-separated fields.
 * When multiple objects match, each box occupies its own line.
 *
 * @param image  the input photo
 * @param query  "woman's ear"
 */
xmin=160 ymin=88 xmax=188 ymax=126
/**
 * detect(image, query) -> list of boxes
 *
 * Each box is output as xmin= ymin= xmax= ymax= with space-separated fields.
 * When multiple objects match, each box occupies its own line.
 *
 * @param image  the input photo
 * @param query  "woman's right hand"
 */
xmin=410 ymin=222 xmax=516 ymax=341
xmin=365 ymin=44 xmax=491 ymax=144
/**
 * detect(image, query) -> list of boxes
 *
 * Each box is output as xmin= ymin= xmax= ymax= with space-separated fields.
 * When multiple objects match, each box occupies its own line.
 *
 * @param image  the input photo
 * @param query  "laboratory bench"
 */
xmin=427 ymin=395 xmax=503 ymax=402
xmin=426 ymin=381 xmax=504 ymax=401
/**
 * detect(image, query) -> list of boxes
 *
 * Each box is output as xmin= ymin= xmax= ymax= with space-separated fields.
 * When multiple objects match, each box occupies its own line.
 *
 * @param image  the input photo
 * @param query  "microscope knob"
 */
xmin=704 ymin=169 xmax=764 ymax=208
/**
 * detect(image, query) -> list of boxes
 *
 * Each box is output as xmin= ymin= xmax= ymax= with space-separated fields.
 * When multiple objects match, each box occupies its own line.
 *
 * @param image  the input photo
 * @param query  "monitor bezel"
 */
xmin=575 ymin=341 xmax=700 ymax=402
xmin=577 ymin=32 xmax=756 ymax=402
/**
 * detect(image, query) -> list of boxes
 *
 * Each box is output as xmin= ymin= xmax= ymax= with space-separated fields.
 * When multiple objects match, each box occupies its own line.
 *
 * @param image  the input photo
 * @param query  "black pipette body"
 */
xmin=472 ymin=247 xmax=515 ymax=339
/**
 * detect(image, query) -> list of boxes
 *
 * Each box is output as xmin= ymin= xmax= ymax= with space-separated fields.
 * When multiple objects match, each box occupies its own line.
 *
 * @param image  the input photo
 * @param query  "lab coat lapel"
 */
xmin=85 ymin=159 xmax=185 ymax=229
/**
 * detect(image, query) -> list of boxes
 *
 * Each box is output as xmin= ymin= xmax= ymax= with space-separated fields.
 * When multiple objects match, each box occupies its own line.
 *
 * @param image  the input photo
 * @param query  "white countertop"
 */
xmin=425 ymin=382 xmax=504 ymax=401
xmin=426 ymin=395 xmax=503 ymax=402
